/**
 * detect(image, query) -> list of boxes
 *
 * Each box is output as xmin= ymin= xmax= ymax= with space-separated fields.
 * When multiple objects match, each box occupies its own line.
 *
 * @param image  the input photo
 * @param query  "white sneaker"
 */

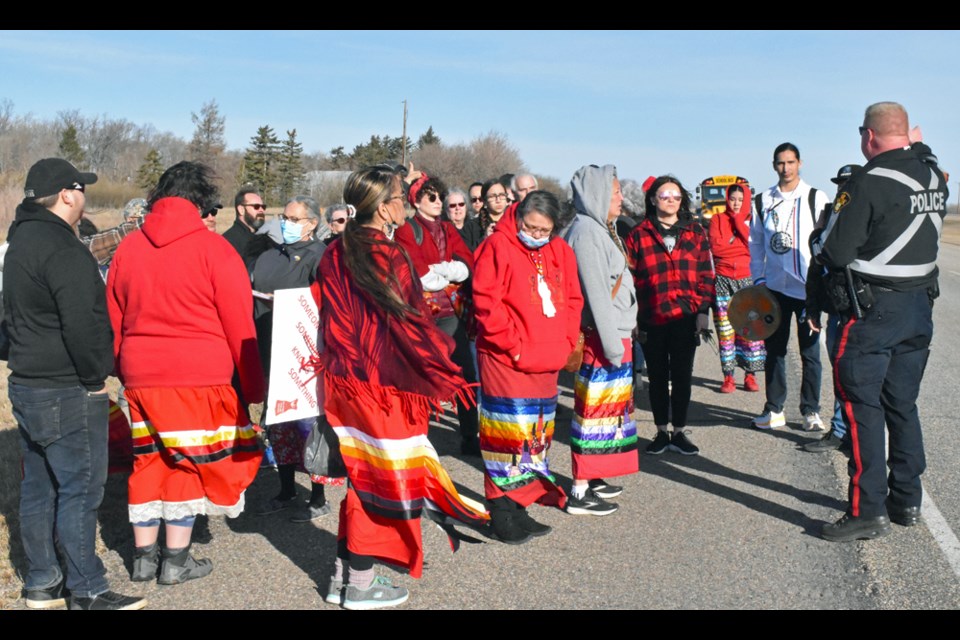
xmin=803 ymin=412 xmax=825 ymax=432
xmin=752 ymin=410 xmax=786 ymax=430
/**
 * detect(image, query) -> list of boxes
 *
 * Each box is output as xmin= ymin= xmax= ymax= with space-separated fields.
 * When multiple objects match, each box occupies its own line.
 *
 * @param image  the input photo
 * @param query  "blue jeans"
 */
xmin=825 ymin=315 xmax=846 ymax=438
xmin=10 ymin=382 xmax=110 ymax=598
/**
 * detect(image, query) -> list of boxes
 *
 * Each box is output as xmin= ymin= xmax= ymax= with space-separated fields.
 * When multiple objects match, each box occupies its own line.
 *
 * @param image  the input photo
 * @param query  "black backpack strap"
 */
xmin=807 ymin=188 xmax=820 ymax=226
xmin=754 ymin=193 xmax=764 ymax=223
xmin=409 ymin=216 xmax=424 ymax=245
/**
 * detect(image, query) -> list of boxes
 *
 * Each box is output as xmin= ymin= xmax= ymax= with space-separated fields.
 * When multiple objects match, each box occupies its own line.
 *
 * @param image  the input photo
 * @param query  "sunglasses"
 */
xmin=331 ymin=217 xmax=347 ymax=225
xmin=244 ymin=203 xmax=267 ymax=211
xmin=657 ymin=191 xmax=682 ymax=201
xmin=470 ymin=197 xmax=483 ymax=203
xmin=68 ymin=183 xmax=85 ymax=193
xmin=422 ymin=192 xmax=439 ymax=203
xmin=201 ymin=209 xmax=218 ymax=219
xmin=448 ymin=202 xmax=466 ymax=209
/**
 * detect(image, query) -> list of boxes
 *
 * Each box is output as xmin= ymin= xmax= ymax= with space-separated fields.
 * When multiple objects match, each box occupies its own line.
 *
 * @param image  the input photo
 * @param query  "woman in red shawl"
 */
xmin=708 ymin=184 xmax=766 ymax=392
xmin=314 ymin=166 xmax=487 ymax=610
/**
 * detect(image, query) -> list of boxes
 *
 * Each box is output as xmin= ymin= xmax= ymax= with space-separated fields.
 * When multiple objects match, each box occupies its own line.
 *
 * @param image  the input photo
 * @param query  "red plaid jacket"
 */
xmin=625 ymin=217 xmax=715 ymax=326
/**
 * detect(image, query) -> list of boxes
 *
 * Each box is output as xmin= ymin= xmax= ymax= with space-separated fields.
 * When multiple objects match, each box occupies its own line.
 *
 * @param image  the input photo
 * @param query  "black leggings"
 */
xmin=640 ymin=315 xmax=698 ymax=429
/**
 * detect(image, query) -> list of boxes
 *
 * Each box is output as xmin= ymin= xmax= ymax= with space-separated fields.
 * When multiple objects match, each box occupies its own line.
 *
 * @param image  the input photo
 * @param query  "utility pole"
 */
xmin=401 ymin=99 xmax=408 ymax=167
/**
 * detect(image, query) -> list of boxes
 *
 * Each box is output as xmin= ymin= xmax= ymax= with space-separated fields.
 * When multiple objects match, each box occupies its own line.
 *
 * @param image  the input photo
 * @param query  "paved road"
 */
xmin=15 ymin=247 xmax=960 ymax=610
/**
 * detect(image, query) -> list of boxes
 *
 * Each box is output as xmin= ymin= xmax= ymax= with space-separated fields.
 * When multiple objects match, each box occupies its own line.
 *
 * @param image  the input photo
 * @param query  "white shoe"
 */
xmin=803 ymin=412 xmax=825 ymax=432
xmin=752 ymin=410 xmax=786 ymax=430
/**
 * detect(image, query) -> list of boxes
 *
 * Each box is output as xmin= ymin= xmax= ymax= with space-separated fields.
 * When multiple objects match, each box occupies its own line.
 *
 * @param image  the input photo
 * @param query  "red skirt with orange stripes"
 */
xmin=325 ymin=372 xmax=489 ymax=578
xmin=124 ymin=385 xmax=262 ymax=523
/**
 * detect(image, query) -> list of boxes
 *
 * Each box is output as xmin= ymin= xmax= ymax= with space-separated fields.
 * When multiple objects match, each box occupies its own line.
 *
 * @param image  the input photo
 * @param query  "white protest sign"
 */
xmin=264 ymin=287 xmax=322 ymax=425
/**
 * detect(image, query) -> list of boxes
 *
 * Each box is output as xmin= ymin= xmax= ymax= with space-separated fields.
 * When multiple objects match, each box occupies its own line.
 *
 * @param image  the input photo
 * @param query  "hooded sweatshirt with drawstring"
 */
xmin=563 ymin=165 xmax=638 ymax=367
xmin=106 ymin=196 xmax=264 ymax=403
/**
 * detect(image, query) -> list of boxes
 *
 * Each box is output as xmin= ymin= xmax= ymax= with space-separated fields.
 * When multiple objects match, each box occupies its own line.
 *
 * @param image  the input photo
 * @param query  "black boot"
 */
xmin=513 ymin=505 xmax=552 ymax=537
xmin=158 ymin=544 xmax=213 ymax=585
xmin=488 ymin=497 xmax=531 ymax=545
xmin=131 ymin=542 xmax=160 ymax=582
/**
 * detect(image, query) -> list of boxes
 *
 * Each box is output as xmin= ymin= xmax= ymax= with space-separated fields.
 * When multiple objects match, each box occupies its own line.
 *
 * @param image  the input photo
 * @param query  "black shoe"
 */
xmin=803 ymin=431 xmax=843 ymax=453
xmin=887 ymin=504 xmax=922 ymax=527
xmin=488 ymin=498 xmax=532 ymax=545
xmin=565 ymin=489 xmax=618 ymax=516
xmin=821 ymin=513 xmax=891 ymax=542
xmin=669 ymin=430 xmax=700 ymax=456
xmin=131 ymin=543 xmax=160 ymax=582
xmin=514 ymin=507 xmax=552 ymax=537
xmin=645 ymin=430 xmax=671 ymax=455
xmin=460 ymin=437 xmax=481 ymax=457
xmin=69 ymin=590 xmax=147 ymax=610
xmin=24 ymin=579 xmax=67 ymax=609
xmin=158 ymin=546 xmax=213 ymax=585
xmin=588 ymin=478 xmax=623 ymax=499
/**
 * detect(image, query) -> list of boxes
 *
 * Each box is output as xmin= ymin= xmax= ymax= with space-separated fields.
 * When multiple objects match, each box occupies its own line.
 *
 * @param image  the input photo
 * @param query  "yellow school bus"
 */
xmin=696 ymin=175 xmax=750 ymax=225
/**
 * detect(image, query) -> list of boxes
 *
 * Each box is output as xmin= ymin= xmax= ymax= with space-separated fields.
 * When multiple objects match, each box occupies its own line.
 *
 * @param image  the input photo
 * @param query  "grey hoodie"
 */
xmin=564 ymin=164 xmax=638 ymax=366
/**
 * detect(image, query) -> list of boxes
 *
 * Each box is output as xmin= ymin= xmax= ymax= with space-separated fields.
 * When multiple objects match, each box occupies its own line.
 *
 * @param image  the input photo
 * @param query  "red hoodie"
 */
xmin=708 ymin=183 xmax=753 ymax=279
xmin=106 ymin=197 xmax=264 ymax=403
xmin=473 ymin=203 xmax=583 ymax=373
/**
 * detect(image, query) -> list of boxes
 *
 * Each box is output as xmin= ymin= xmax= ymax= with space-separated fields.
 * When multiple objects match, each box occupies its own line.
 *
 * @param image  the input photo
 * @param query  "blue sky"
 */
xmin=1 ymin=30 xmax=957 ymax=197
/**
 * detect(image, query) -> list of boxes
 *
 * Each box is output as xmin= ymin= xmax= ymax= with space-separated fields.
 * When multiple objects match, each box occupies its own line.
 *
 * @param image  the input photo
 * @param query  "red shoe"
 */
xmin=744 ymin=373 xmax=760 ymax=392
xmin=720 ymin=375 xmax=736 ymax=394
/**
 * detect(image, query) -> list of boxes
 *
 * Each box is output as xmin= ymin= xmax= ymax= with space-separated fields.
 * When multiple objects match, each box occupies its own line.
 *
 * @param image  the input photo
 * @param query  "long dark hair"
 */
xmin=644 ymin=175 xmax=694 ymax=222
xmin=341 ymin=166 xmax=421 ymax=320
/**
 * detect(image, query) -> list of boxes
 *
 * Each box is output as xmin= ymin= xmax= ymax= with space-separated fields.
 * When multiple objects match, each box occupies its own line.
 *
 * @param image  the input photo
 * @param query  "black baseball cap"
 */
xmin=831 ymin=164 xmax=862 ymax=185
xmin=24 ymin=158 xmax=98 ymax=199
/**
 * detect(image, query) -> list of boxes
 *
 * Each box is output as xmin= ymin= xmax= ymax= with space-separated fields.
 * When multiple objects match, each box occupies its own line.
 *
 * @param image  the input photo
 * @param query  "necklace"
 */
xmin=768 ymin=195 xmax=795 ymax=255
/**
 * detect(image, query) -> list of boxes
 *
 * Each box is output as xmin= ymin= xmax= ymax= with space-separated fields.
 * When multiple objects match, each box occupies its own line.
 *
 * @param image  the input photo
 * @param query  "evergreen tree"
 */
xmin=240 ymin=125 xmax=280 ymax=204
xmin=417 ymin=126 xmax=440 ymax=149
xmin=136 ymin=148 xmax=165 ymax=191
xmin=328 ymin=146 xmax=349 ymax=170
xmin=188 ymin=100 xmax=226 ymax=166
xmin=58 ymin=124 xmax=85 ymax=167
xmin=276 ymin=129 xmax=304 ymax=202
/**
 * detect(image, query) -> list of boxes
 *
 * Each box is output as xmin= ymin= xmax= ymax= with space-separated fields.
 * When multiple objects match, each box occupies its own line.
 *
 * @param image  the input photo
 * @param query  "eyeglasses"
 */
xmin=387 ymin=193 xmax=405 ymax=203
xmin=331 ymin=217 xmax=347 ymax=225
xmin=280 ymin=214 xmax=310 ymax=223
xmin=487 ymin=192 xmax=508 ymax=201
xmin=201 ymin=210 xmax=218 ymax=219
xmin=448 ymin=202 xmax=466 ymax=209
xmin=68 ymin=183 xmax=85 ymax=193
xmin=243 ymin=203 xmax=267 ymax=211
xmin=470 ymin=197 xmax=483 ymax=203
xmin=520 ymin=220 xmax=554 ymax=238
xmin=657 ymin=191 xmax=682 ymax=202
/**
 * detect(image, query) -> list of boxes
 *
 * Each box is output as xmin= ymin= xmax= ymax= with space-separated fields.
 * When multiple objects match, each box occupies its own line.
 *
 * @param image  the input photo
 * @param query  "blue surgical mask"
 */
xmin=281 ymin=220 xmax=304 ymax=244
xmin=518 ymin=229 xmax=550 ymax=249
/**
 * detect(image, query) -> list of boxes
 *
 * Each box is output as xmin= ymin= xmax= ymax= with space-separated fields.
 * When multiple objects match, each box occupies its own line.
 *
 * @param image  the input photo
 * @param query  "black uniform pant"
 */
xmin=834 ymin=288 xmax=931 ymax=518
xmin=436 ymin=313 xmax=479 ymax=443
xmin=764 ymin=290 xmax=821 ymax=416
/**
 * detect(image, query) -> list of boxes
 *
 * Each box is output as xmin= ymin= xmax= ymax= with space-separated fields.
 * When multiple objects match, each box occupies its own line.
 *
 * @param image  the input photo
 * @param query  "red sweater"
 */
xmin=473 ymin=206 xmax=583 ymax=373
xmin=708 ymin=184 xmax=753 ymax=279
xmin=107 ymin=197 xmax=264 ymax=403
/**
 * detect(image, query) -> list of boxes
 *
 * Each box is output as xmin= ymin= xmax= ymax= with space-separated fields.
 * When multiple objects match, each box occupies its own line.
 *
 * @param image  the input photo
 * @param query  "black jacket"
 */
xmin=821 ymin=143 xmax=948 ymax=292
xmin=2 ymin=201 xmax=113 ymax=390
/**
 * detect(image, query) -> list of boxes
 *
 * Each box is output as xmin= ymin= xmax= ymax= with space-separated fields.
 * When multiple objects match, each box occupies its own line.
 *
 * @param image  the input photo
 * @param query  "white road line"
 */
xmin=948 ymin=270 xmax=960 ymax=277
xmin=921 ymin=488 xmax=960 ymax=579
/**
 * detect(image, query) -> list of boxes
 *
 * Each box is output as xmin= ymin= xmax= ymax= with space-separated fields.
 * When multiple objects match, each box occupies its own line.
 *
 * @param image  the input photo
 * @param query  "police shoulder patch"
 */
xmin=834 ymin=192 xmax=851 ymax=213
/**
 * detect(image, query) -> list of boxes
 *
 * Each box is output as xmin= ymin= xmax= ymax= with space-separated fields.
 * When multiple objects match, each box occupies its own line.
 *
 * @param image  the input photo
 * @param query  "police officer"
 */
xmin=818 ymin=102 xmax=948 ymax=542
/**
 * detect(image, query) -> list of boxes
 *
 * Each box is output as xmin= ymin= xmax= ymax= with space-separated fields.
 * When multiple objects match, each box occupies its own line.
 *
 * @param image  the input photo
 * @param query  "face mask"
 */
xmin=281 ymin=220 xmax=304 ymax=244
xmin=518 ymin=229 xmax=550 ymax=249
